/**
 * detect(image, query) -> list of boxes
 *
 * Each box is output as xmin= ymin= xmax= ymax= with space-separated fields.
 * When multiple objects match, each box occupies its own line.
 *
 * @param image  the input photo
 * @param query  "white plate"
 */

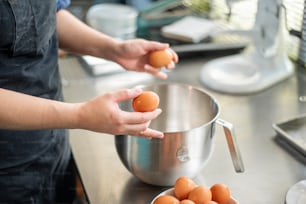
xmin=151 ymin=188 xmax=239 ymax=204
xmin=286 ymin=180 xmax=306 ymax=204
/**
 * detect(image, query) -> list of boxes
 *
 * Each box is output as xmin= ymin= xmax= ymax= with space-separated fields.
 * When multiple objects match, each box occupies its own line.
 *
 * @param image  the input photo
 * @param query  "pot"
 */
xmin=115 ymin=83 xmax=244 ymax=186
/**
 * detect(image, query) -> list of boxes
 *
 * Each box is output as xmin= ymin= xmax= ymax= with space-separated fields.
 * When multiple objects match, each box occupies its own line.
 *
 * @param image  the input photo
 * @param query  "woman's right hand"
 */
xmin=75 ymin=88 xmax=164 ymax=139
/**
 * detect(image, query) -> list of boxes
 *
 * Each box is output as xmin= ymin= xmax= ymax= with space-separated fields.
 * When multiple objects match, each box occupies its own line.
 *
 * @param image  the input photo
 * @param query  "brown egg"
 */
xmin=174 ymin=176 xmax=197 ymax=200
xmin=210 ymin=183 xmax=231 ymax=204
xmin=188 ymin=185 xmax=212 ymax=204
xmin=179 ymin=199 xmax=196 ymax=204
xmin=205 ymin=201 xmax=218 ymax=204
xmin=132 ymin=91 xmax=160 ymax=112
xmin=153 ymin=195 xmax=180 ymax=204
xmin=148 ymin=49 xmax=173 ymax=68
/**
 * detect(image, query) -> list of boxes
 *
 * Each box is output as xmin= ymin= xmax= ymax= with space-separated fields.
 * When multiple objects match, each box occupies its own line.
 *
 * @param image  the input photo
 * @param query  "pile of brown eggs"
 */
xmin=153 ymin=176 xmax=232 ymax=204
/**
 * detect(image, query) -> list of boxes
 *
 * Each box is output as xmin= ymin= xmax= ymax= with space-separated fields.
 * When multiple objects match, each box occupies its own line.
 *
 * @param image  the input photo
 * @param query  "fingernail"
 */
xmin=131 ymin=87 xmax=142 ymax=94
xmin=156 ymin=108 xmax=162 ymax=115
xmin=168 ymin=61 xmax=175 ymax=70
xmin=158 ymin=72 xmax=168 ymax=80
xmin=144 ymin=64 xmax=152 ymax=70
xmin=157 ymin=133 xmax=164 ymax=139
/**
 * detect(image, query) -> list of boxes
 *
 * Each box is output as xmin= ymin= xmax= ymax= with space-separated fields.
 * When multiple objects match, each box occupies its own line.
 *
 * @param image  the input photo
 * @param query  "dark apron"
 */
xmin=0 ymin=0 xmax=75 ymax=203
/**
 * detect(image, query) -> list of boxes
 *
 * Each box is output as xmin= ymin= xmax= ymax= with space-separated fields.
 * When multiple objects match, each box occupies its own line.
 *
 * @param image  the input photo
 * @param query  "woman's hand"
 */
xmin=113 ymin=39 xmax=179 ymax=79
xmin=56 ymin=10 xmax=178 ymax=79
xmin=76 ymin=88 xmax=164 ymax=139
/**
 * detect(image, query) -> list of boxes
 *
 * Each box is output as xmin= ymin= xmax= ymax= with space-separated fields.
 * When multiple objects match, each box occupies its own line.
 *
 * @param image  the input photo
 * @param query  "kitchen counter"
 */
xmin=59 ymin=55 xmax=306 ymax=204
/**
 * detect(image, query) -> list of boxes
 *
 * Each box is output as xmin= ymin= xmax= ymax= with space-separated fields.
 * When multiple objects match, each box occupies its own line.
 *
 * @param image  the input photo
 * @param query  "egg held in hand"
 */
xmin=132 ymin=91 xmax=160 ymax=112
xmin=148 ymin=49 xmax=173 ymax=68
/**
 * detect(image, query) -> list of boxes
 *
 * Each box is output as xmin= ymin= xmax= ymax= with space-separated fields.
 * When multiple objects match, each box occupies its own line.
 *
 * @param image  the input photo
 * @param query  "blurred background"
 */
xmin=66 ymin=0 xmax=305 ymax=67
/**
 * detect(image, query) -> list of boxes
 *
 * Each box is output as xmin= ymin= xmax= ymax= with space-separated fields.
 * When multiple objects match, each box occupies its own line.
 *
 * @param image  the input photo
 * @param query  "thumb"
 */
xmin=147 ymin=42 xmax=169 ymax=52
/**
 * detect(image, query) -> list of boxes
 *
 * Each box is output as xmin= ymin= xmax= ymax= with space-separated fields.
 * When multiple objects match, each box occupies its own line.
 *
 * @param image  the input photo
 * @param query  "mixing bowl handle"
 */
xmin=216 ymin=119 xmax=245 ymax=173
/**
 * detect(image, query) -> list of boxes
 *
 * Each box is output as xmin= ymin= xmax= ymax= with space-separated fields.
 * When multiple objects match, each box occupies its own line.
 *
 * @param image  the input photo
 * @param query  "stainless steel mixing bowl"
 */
xmin=115 ymin=83 xmax=244 ymax=186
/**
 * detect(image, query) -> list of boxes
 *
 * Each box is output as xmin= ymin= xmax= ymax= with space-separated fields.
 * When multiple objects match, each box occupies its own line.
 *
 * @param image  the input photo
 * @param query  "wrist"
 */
xmin=102 ymin=37 xmax=123 ymax=62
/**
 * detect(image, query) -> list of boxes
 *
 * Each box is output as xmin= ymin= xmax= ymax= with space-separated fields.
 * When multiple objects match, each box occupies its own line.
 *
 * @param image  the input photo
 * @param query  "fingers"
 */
xmin=114 ymin=120 xmax=164 ymax=139
xmin=111 ymin=88 xmax=143 ymax=103
xmin=144 ymin=44 xmax=178 ymax=79
xmin=144 ymin=40 xmax=178 ymax=65
xmin=144 ymin=61 xmax=176 ymax=79
xmin=144 ymin=41 xmax=170 ymax=51
xmin=110 ymin=89 xmax=163 ymax=138
xmin=144 ymin=65 xmax=168 ymax=79
xmin=148 ymin=43 xmax=178 ymax=64
xmin=124 ymin=108 xmax=162 ymax=124
xmin=167 ymin=48 xmax=179 ymax=64
xmin=120 ymin=109 xmax=164 ymax=139
xmin=128 ymin=125 xmax=164 ymax=139
xmin=166 ymin=61 xmax=176 ymax=70
xmin=139 ymin=128 xmax=164 ymax=139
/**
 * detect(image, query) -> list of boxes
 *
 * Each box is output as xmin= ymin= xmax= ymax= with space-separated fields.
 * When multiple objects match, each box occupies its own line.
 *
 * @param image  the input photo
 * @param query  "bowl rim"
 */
xmin=133 ymin=82 xmax=221 ymax=133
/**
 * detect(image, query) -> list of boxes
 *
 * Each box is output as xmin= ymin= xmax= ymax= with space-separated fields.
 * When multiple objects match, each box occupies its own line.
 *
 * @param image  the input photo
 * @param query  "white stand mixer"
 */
xmin=200 ymin=0 xmax=294 ymax=94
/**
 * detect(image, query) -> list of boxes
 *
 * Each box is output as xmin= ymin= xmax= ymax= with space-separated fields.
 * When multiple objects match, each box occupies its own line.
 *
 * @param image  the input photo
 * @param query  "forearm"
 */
xmin=0 ymin=88 xmax=80 ymax=130
xmin=56 ymin=9 xmax=120 ymax=61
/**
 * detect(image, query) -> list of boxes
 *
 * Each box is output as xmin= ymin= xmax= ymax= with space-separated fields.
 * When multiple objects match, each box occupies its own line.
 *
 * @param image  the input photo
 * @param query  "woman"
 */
xmin=0 ymin=0 xmax=178 ymax=203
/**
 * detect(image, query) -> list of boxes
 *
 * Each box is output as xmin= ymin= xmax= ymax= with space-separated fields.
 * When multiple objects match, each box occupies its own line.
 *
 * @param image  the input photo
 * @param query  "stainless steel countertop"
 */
xmin=59 ymin=55 xmax=306 ymax=204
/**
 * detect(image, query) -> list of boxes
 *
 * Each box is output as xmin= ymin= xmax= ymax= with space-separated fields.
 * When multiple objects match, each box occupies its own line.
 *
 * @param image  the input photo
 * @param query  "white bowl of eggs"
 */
xmin=150 ymin=176 xmax=239 ymax=204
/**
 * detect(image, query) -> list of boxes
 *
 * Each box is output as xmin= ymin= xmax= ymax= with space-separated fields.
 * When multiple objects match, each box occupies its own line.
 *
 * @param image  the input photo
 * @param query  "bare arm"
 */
xmin=0 ymin=88 xmax=79 ymax=130
xmin=0 ymin=88 xmax=163 ymax=138
xmin=56 ymin=9 xmax=118 ymax=60
xmin=56 ymin=9 xmax=178 ymax=79
xmin=0 ymin=10 xmax=170 ymax=139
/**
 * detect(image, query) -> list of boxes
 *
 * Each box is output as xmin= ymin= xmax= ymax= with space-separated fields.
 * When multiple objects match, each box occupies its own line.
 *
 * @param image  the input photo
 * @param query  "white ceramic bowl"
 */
xmin=286 ymin=180 xmax=306 ymax=204
xmin=86 ymin=3 xmax=138 ymax=39
xmin=150 ymin=188 xmax=239 ymax=204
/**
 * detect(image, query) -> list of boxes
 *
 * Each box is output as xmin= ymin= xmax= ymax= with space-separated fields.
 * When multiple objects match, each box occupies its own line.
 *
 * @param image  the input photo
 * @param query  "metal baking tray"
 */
xmin=272 ymin=114 xmax=306 ymax=156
